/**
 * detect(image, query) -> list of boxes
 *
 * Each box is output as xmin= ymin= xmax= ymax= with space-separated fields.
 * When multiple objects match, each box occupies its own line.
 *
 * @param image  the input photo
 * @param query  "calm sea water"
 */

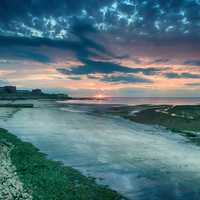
xmin=66 ymin=97 xmax=200 ymax=105
xmin=0 ymin=100 xmax=200 ymax=199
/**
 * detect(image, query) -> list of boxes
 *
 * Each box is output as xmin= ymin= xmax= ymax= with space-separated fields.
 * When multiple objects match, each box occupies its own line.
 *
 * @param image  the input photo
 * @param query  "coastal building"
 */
xmin=0 ymin=86 xmax=16 ymax=93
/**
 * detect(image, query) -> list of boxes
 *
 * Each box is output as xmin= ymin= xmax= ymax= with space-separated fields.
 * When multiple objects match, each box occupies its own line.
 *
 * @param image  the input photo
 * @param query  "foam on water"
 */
xmin=0 ymin=103 xmax=200 ymax=199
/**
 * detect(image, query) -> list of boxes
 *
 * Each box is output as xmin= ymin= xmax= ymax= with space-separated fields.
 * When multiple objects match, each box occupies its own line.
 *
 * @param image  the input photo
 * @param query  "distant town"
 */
xmin=0 ymin=85 xmax=70 ymax=100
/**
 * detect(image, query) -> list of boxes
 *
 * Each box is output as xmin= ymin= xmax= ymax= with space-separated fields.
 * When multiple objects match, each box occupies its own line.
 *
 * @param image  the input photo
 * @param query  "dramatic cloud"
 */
xmin=0 ymin=21 xmax=112 ymax=65
xmin=184 ymin=60 xmax=200 ymax=66
xmin=99 ymin=74 xmax=153 ymax=84
xmin=0 ymin=0 xmax=200 ymax=96
xmin=57 ymin=59 xmax=168 ymax=75
xmin=165 ymin=72 xmax=200 ymax=79
xmin=152 ymin=58 xmax=170 ymax=64
xmin=0 ymin=0 xmax=200 ymax=40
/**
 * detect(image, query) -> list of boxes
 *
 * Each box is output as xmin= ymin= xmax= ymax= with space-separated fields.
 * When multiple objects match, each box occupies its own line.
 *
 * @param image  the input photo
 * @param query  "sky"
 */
xmin=0 ymin=0 xmax=200 ymax=97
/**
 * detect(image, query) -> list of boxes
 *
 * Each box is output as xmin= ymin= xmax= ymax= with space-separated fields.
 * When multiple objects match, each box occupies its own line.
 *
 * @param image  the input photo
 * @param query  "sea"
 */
xmin=66 ymin=97 xmax=200 ymax=105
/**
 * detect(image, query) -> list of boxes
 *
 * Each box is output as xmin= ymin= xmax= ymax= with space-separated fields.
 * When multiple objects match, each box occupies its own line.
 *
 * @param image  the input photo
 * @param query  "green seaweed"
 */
xmin=0 ymin=128 xmax=124 ymax=200
xmin=105 ymin=104 xmax=200 ymax=145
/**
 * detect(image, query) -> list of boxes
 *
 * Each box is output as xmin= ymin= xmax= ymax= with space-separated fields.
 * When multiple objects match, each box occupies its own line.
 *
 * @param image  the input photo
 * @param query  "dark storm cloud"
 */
xmin=15 ymin=50 xmax=51 ymax=63
xmin=0 ymin=0 xmax=200 ymax=40
xmin=0 ymin=22 xmax=110 ymax=62
xmin=100 ymin=74 xmax=153 ymax=84
xmin=0 ymin=0 xmax=199 ymax=69
xmin=67 ymin=76 xmax=82 ymax=80
xmin=115 ymin=54 xmax=130 ymax=59
xmin=0 ymin=29 xmax=105 ymax=58
xmin=57 ymin=60 xmax=135 ymax=74
xmin=184 ymin=60 xmax=200 ymax=66
xmin=0 ymin=0 xmax=112 ymax=22
xmin=165 ymin=72 xmax=200 ymax=79
xmin=0 ymin=44 xmax=52 ymax=64
xmin=57 ymin=59 xmax=168 ymax=75
xmin=153 ymin=58 xmax=170 ymax=64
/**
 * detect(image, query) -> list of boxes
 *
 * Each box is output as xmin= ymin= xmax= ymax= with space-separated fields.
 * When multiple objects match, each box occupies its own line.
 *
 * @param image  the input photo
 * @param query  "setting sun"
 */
xmin=95 ymin=94 xmax=105 ymax=99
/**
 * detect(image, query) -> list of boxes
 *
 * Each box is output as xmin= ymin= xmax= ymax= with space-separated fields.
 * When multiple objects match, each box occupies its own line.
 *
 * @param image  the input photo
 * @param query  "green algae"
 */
xmin=0 ymin=128 xmax=124 ymax=200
